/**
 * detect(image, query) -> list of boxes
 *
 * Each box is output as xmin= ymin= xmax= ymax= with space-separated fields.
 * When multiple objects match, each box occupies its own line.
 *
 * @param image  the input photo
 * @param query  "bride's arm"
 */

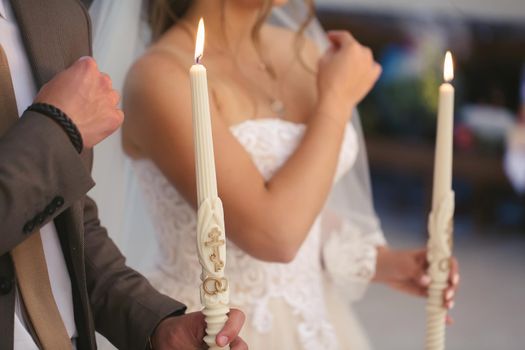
xmin=123 ymin=32 xmax=380 ymax=263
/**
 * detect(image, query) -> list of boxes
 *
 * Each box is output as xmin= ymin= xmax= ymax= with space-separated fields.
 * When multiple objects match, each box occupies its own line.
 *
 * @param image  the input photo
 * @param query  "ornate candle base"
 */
xmin=426 ymin=283 xmax=448 ymax=350
xmin=425 ymin=191 xmax=455 ymax=350
xmin=202 ymin=304 xmax=230 ymax=349
xmin=197 ymin=197 xmax=230 ymax=350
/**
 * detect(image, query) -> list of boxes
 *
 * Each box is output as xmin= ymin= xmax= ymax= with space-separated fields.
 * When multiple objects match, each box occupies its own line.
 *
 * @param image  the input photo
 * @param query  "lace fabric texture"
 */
xmin=133 ymin=118 xmax=385 ymax=349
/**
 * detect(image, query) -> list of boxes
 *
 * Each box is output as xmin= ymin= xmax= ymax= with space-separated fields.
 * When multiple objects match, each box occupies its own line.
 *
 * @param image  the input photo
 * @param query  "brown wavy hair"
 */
xmin=149 ymin=0 xmax=316 ymax=76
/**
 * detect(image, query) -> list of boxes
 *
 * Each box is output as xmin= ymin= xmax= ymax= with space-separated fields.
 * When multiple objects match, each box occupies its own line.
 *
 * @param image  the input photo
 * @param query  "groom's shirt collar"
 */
xmin=0 ymin=0 xmax=7 ymax=20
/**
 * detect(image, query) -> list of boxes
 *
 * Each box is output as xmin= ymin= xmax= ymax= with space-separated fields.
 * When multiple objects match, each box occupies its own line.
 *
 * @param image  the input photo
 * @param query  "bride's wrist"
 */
xmin=314 ymin=96 xmax=354 ymax=129
xmin=373 ymin=245 xmax=393 ymax=283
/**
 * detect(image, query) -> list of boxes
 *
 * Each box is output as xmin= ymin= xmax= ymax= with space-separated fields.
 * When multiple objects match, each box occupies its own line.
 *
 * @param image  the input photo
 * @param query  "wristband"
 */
xmin=27 ymin=103 xmax=83 ymax=153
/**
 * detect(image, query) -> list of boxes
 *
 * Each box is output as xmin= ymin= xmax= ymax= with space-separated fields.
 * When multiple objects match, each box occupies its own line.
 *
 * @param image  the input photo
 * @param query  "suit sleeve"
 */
xmin=82 ymin=195 xmax=186 ymax=350
xmin=0 ymin=111 xmax=94 ymax=256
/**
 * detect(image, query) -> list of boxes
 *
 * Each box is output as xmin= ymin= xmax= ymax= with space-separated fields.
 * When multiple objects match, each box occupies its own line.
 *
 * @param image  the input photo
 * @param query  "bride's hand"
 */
xmin=317 ymin=31 xmax=382 ymax=123
xmin=374 ymin=247 xmax=460 ymax=324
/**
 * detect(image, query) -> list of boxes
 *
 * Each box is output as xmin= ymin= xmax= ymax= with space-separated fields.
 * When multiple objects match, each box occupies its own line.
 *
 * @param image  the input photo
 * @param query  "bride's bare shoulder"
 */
xmin=123 ymin=29 xmax=194 ymax=156
xmin=126 ymin=29 xmax=192 ymax=93
xmin=262 ymin=24 xmax=321 ymax=68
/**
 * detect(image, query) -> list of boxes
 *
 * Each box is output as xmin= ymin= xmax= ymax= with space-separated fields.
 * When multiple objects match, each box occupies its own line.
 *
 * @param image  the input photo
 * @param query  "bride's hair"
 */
xmin=149 ymin=0 xmax=316 ymax=76
xmin=149 ymin=0 xmax=192 ymax=39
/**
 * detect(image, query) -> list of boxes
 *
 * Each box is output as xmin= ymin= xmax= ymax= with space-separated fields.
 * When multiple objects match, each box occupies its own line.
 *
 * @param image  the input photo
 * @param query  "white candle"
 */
xmin=190 ymin=18 xmax=230 ymax=350
xmin=425 ymin=51 xmax=456 ymax=350
xmin=191 ymin=19 xmax=218 ymax=206
xmin=432 ymin=51 xmax=455 ymax=209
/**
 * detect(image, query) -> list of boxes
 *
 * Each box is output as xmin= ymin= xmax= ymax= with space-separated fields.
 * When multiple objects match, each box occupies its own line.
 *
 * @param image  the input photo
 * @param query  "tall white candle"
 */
xmin=190 ymin=18 xmax=230 ymax=350
xmin=432 ymin=51 xmax=455 ymax=209
xmin=190 ymin=29 xmax=218 ymax=205
xmin=425 ymin=51 xmax=456 ymax=350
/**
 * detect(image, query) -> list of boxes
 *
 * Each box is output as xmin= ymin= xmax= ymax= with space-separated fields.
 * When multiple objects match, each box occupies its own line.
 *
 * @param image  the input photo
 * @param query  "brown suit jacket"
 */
xmin=0 ymin=0 xmax=186 ymax=349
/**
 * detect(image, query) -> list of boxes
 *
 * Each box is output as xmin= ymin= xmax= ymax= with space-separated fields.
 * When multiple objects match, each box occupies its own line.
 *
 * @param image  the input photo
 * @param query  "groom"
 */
xmin=0 ymin=0 xmax=246 ymax=349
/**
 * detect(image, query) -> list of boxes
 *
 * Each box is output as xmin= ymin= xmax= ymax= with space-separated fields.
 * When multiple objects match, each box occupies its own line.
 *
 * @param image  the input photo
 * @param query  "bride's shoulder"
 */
xmin=262 ymin=24 xmax=321 ymax=67
xmin=126 ymin=31 xmax=192 ymax=92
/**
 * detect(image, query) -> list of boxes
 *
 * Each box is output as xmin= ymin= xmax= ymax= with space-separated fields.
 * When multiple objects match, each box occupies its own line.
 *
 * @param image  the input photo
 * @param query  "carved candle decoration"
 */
xmin=190 ymin=18 xmax=230 ymax=350
xmin=425 ymin=51 xmax=455 ymax=350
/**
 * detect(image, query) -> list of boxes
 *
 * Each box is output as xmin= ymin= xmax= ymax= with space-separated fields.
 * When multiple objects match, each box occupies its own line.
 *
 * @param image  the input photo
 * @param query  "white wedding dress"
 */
xmin=132 ymin=118 xmax=386 ymax=350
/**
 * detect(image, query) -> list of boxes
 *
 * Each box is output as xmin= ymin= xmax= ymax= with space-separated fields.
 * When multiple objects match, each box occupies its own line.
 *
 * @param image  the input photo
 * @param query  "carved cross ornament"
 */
xmin=205 ymin=228 xmax=225 ymax=272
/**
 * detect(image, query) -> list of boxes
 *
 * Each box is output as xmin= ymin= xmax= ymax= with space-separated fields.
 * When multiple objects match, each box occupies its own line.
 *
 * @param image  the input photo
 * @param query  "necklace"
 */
xmin=179 ymin=20 xmax=286 ymax=117
xmin=254 ymin=61 xmax=286 ymax=117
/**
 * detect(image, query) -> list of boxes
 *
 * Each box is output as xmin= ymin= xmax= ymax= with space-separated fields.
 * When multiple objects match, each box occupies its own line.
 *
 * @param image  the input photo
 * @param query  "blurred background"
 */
xmin=92 ymin=1 xmax=525 ymax=349
xmin=314 ymin=0 xmax=525 ymax=349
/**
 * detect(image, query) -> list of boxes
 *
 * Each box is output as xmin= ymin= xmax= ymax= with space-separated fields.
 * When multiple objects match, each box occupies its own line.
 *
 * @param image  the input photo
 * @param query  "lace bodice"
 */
xmin=133 ymin=118 xmax=384 ymax=350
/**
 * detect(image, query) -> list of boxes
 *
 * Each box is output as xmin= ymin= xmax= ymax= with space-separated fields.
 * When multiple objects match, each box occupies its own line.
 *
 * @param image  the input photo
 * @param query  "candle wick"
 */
xmin=196 ymin=54 xmax=203 ymax=65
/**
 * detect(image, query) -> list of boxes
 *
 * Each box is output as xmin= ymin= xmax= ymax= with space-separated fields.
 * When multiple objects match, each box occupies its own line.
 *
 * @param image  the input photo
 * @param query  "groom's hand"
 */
xmin=34 ymin=56 xmax=123 ymax=148
xmin=151 ymin=309 xmax=248 ymax=350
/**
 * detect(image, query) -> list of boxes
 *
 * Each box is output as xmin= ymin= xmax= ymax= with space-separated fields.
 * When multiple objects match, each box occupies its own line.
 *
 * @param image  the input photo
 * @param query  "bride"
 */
xmin=91 ymin=0 xmax=459 ymax=348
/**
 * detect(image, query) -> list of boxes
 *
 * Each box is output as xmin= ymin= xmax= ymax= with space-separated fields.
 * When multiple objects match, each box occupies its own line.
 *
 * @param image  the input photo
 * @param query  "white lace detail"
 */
xmin=133 ymin=118 xmax=378 ymax=349
xmin=322 ymin=217 xmax=386 ymax=302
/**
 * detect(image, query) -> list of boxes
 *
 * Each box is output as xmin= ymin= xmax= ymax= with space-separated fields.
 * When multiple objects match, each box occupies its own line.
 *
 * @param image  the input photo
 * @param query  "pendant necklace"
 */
xmin=256 ymin=61 xmax=286 ymax=117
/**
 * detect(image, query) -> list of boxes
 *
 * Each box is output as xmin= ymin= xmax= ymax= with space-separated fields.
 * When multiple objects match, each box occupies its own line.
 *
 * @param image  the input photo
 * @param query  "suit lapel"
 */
xmin=9 ymin=0 xmax=92 ymax=89
xmin=10 ymin=0 xmax=67 ymax=88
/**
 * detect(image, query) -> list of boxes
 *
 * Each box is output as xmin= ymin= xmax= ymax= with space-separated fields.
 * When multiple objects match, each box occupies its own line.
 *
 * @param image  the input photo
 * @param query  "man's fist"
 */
xmin=151 ymin=309 xmax=248 ymax=350
xmin=35 ymin=57 xmax=123 ymax=148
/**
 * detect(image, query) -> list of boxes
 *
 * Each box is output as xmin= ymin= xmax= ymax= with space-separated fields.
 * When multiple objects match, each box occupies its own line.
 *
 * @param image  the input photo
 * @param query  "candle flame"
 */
xmin=194 ymin=18 xmax=205 ymax=63
xmin=444 ymin=51 xmax=454 ymax=82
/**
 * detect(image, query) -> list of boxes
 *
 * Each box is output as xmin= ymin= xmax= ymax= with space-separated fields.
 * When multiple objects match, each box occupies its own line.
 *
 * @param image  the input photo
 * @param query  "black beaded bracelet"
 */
xmin=27 ymin=103 xmax=83 ymax=153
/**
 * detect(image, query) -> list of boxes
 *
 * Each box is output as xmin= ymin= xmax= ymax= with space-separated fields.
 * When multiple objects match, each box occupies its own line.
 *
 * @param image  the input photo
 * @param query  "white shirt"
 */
xmin=0 ymin=0 xmax=78 ymax=348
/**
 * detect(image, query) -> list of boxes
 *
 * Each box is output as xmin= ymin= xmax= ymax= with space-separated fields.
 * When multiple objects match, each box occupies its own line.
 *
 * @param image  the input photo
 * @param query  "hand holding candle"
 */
xmin=190 ymin=18 xmax=230 ymax=350
xmin=425 ymin=51 xmax=456 ymax=350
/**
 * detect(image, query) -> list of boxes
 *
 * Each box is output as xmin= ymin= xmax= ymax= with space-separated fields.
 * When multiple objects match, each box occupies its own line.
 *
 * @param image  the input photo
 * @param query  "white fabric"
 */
xmin=0 ymin=0 xmax=77 ymax=347
xmin=13 ymin=306 xmax=38 ymax=350
xmin=88 ymin=0 xmax=156 ymax=270
xmin=0 ymin=0 xmax=5 ymax=19
xmin=133 ymin=119 xmax=383 ymax=349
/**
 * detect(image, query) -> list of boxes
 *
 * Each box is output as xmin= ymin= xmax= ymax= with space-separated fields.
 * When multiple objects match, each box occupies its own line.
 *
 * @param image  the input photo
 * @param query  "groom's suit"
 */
xmin=0 ymin=0 xmax=186 ymax=349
